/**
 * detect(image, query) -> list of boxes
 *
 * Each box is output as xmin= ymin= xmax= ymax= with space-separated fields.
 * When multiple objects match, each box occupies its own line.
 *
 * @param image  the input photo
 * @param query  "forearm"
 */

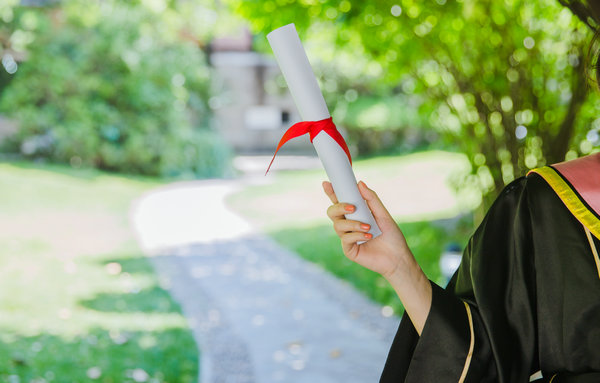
xmin=321 ymin=180 xmax=433 ymax=332
xmin=384 ymin=255 xmax=432 ymax=335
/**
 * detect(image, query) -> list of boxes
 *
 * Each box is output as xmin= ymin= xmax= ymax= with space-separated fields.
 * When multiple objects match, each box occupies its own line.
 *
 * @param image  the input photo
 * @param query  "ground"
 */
xmin=0 ymin=163 xmax=198 ymax=383
xmin=0 ymin=150 xmax=479 ymax=383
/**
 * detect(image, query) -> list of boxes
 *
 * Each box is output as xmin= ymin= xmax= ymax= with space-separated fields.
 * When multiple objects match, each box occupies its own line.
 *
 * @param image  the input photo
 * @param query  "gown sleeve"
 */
xmin=380 ymin=176 xmax=538 ymax=383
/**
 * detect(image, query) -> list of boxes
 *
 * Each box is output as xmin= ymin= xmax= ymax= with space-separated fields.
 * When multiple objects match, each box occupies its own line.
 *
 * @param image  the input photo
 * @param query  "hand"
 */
xmin=322 ymin=180 xmax=414 ymax=280
xmin=323 ymin=180 xmax=432 ymax=334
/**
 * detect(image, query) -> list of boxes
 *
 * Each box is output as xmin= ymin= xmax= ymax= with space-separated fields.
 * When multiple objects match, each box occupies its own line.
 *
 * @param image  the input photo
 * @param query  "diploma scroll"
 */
xmin=267 ymin=24 xmax=382 ymax=239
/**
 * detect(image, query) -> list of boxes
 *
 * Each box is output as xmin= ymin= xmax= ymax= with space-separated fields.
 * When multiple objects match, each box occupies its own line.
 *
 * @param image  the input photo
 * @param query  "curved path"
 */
xmin=131 ymin=180 xmax=399 ymax=383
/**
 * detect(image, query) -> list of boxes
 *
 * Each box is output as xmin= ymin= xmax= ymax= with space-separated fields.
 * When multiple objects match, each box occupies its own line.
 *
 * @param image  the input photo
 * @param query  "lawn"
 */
xmin=227 ymin=151 xmax=480 ymax=315
xmin=0 ymin=163 xmax=198 ymax=382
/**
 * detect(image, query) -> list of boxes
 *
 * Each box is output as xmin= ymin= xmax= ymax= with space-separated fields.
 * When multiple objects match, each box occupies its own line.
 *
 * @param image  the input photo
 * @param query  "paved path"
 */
xmin=131 ymin=180 xmax=399 ymax=383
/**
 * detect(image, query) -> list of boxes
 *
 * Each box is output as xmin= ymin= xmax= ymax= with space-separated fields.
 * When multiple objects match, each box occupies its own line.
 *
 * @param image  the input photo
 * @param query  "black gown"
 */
xmin=380 ymin=162 xmax=600 ymax=383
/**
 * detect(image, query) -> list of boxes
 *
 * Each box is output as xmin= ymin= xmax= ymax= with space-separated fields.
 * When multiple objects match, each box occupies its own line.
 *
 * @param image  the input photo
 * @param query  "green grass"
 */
xmin=268 ymin=220 xmax=473 ymax=315
xmin=0 ymin=163 xmax=198 ymax=382
xmin=227 ymin=151 xmax=479 ymax=315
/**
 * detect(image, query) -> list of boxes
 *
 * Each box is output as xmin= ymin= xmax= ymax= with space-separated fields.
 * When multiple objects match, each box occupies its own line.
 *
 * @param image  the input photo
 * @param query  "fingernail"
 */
xmin=360 ymin=223 xmax=370 ymax=230
xmin=364 ymin=233 xmax=373 ymax=239
xmin=345 ymin=205 xmax=355 ymax=212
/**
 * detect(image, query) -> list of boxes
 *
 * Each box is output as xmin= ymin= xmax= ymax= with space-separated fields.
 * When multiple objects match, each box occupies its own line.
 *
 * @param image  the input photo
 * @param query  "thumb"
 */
xmin=358 ymin=181 xmax=394 ymax=224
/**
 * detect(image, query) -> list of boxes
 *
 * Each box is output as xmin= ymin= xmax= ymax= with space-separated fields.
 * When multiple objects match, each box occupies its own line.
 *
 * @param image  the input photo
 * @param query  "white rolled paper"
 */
xmin=267 ymin=23 xmax=382 ymax=239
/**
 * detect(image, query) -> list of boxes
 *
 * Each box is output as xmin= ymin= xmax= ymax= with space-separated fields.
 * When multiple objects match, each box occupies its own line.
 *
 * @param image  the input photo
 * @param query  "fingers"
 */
xmin=325 ymin=180 xmax=390 ymax=223
xmin=357 ymin=181 xmax=392 ymax=223
xmin=333 ymin=219 xmax=371 ymax=236
xmin=326 ymin=202 xmax=355 ymax=221
xmin=341 ymin=231 xmax=373 ymax=250
xmin=322 ymin=181 xmax=338 ymax=204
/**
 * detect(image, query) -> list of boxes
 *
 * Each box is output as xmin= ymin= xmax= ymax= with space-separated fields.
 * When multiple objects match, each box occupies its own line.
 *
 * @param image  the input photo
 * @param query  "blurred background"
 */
xmin=1 ymin=0 xmax=599 ymax=382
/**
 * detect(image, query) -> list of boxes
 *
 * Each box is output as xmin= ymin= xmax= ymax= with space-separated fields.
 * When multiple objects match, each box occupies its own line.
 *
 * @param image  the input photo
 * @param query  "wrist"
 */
xmin=383 ymin=254 xmax=430 ymax=302
xmin=382 ymin=250 xmax=420 ymax=283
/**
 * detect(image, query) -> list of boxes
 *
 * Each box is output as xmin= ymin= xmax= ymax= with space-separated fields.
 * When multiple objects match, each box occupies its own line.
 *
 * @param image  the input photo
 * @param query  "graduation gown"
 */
xmin=380 ymin=153 xmax=600 ymax=383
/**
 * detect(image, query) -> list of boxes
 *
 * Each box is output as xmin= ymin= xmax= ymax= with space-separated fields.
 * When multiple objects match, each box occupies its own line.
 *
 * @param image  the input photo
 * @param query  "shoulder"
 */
xmin=526 ymin=164 xmax=600 ymax=237
xmin=523 ymin=166 xmax=587 ymax=214
xmin=473 ymin=173 xmax=560 ymax=240
xmin=498 ymin=172 xmax=553 ymax=196
xmin=489 ymin=172 xmax=558 ymax=212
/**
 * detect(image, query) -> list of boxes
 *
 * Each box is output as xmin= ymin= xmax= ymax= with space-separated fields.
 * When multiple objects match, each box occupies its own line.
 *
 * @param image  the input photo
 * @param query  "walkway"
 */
xmin=131 ymin=179 xmax=399 ymax=383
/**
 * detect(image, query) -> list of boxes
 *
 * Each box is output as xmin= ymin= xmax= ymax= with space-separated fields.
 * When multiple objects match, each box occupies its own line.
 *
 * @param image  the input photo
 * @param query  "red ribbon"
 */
xmin=265 ymin=117 xmax=352 ymax=175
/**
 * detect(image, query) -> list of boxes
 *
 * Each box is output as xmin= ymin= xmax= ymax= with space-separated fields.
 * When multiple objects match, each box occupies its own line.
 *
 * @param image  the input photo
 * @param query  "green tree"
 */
xmin=0 ymin=1 xmax=47 ymax=96
xmin=230 ymin=0 xmax=599 ymax=206
xmin=1 ymin=0 xmax=231 ymax=177
xmin=559 ymin=0 xmax=600 ymax=29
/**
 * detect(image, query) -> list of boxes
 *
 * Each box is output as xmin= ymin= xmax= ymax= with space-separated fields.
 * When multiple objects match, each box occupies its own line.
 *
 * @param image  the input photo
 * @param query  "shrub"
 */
xmin=0 ymin=2 xmax=231 ymax=178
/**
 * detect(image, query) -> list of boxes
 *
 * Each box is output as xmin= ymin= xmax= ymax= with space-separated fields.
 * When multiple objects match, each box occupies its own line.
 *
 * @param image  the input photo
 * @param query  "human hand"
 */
xmin=322 ymin=180 xmax=415 ymax=280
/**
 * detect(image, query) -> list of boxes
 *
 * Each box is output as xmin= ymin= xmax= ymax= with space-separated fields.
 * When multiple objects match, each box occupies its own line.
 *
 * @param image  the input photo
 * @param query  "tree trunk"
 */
xmin=546 ymin=58 xmax=588 ymax=164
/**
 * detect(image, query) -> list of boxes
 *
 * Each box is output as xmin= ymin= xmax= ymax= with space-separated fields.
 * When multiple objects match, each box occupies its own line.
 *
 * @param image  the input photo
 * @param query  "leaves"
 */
xmin=230 ymin=0 xmax=600 ymax=202
xmin=0 ymin=1 xmax=231 ymax=178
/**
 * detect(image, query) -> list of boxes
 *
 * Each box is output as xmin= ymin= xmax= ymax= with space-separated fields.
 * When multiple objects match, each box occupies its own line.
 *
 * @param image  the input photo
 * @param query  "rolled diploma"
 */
xmin=267 ymin=24 xmax=382 ymax=238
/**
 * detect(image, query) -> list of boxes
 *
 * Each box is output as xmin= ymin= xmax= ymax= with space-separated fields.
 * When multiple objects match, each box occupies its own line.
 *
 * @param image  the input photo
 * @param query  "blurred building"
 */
xmin=209 ymin=28 xmax=313 ymax=155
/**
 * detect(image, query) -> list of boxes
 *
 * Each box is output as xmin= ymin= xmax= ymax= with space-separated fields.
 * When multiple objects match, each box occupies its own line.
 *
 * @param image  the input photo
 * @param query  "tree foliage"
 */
xmin=0 ymin=0 xmax=232 ymax=178
xmin=230 ymin=0 xmax=600 ymax=203
xmin=558 ymin=0 xmax=600 ymax=29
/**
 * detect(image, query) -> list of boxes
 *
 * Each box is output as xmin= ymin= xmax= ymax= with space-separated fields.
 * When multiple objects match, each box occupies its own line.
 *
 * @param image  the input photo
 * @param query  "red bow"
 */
xmin=265 ymin=117 xmax=352 ymax=175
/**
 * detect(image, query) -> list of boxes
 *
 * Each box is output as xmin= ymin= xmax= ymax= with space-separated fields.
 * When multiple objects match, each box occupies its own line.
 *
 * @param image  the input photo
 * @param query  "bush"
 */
xmin=0 ymin=2 xmax=231 ymax=178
